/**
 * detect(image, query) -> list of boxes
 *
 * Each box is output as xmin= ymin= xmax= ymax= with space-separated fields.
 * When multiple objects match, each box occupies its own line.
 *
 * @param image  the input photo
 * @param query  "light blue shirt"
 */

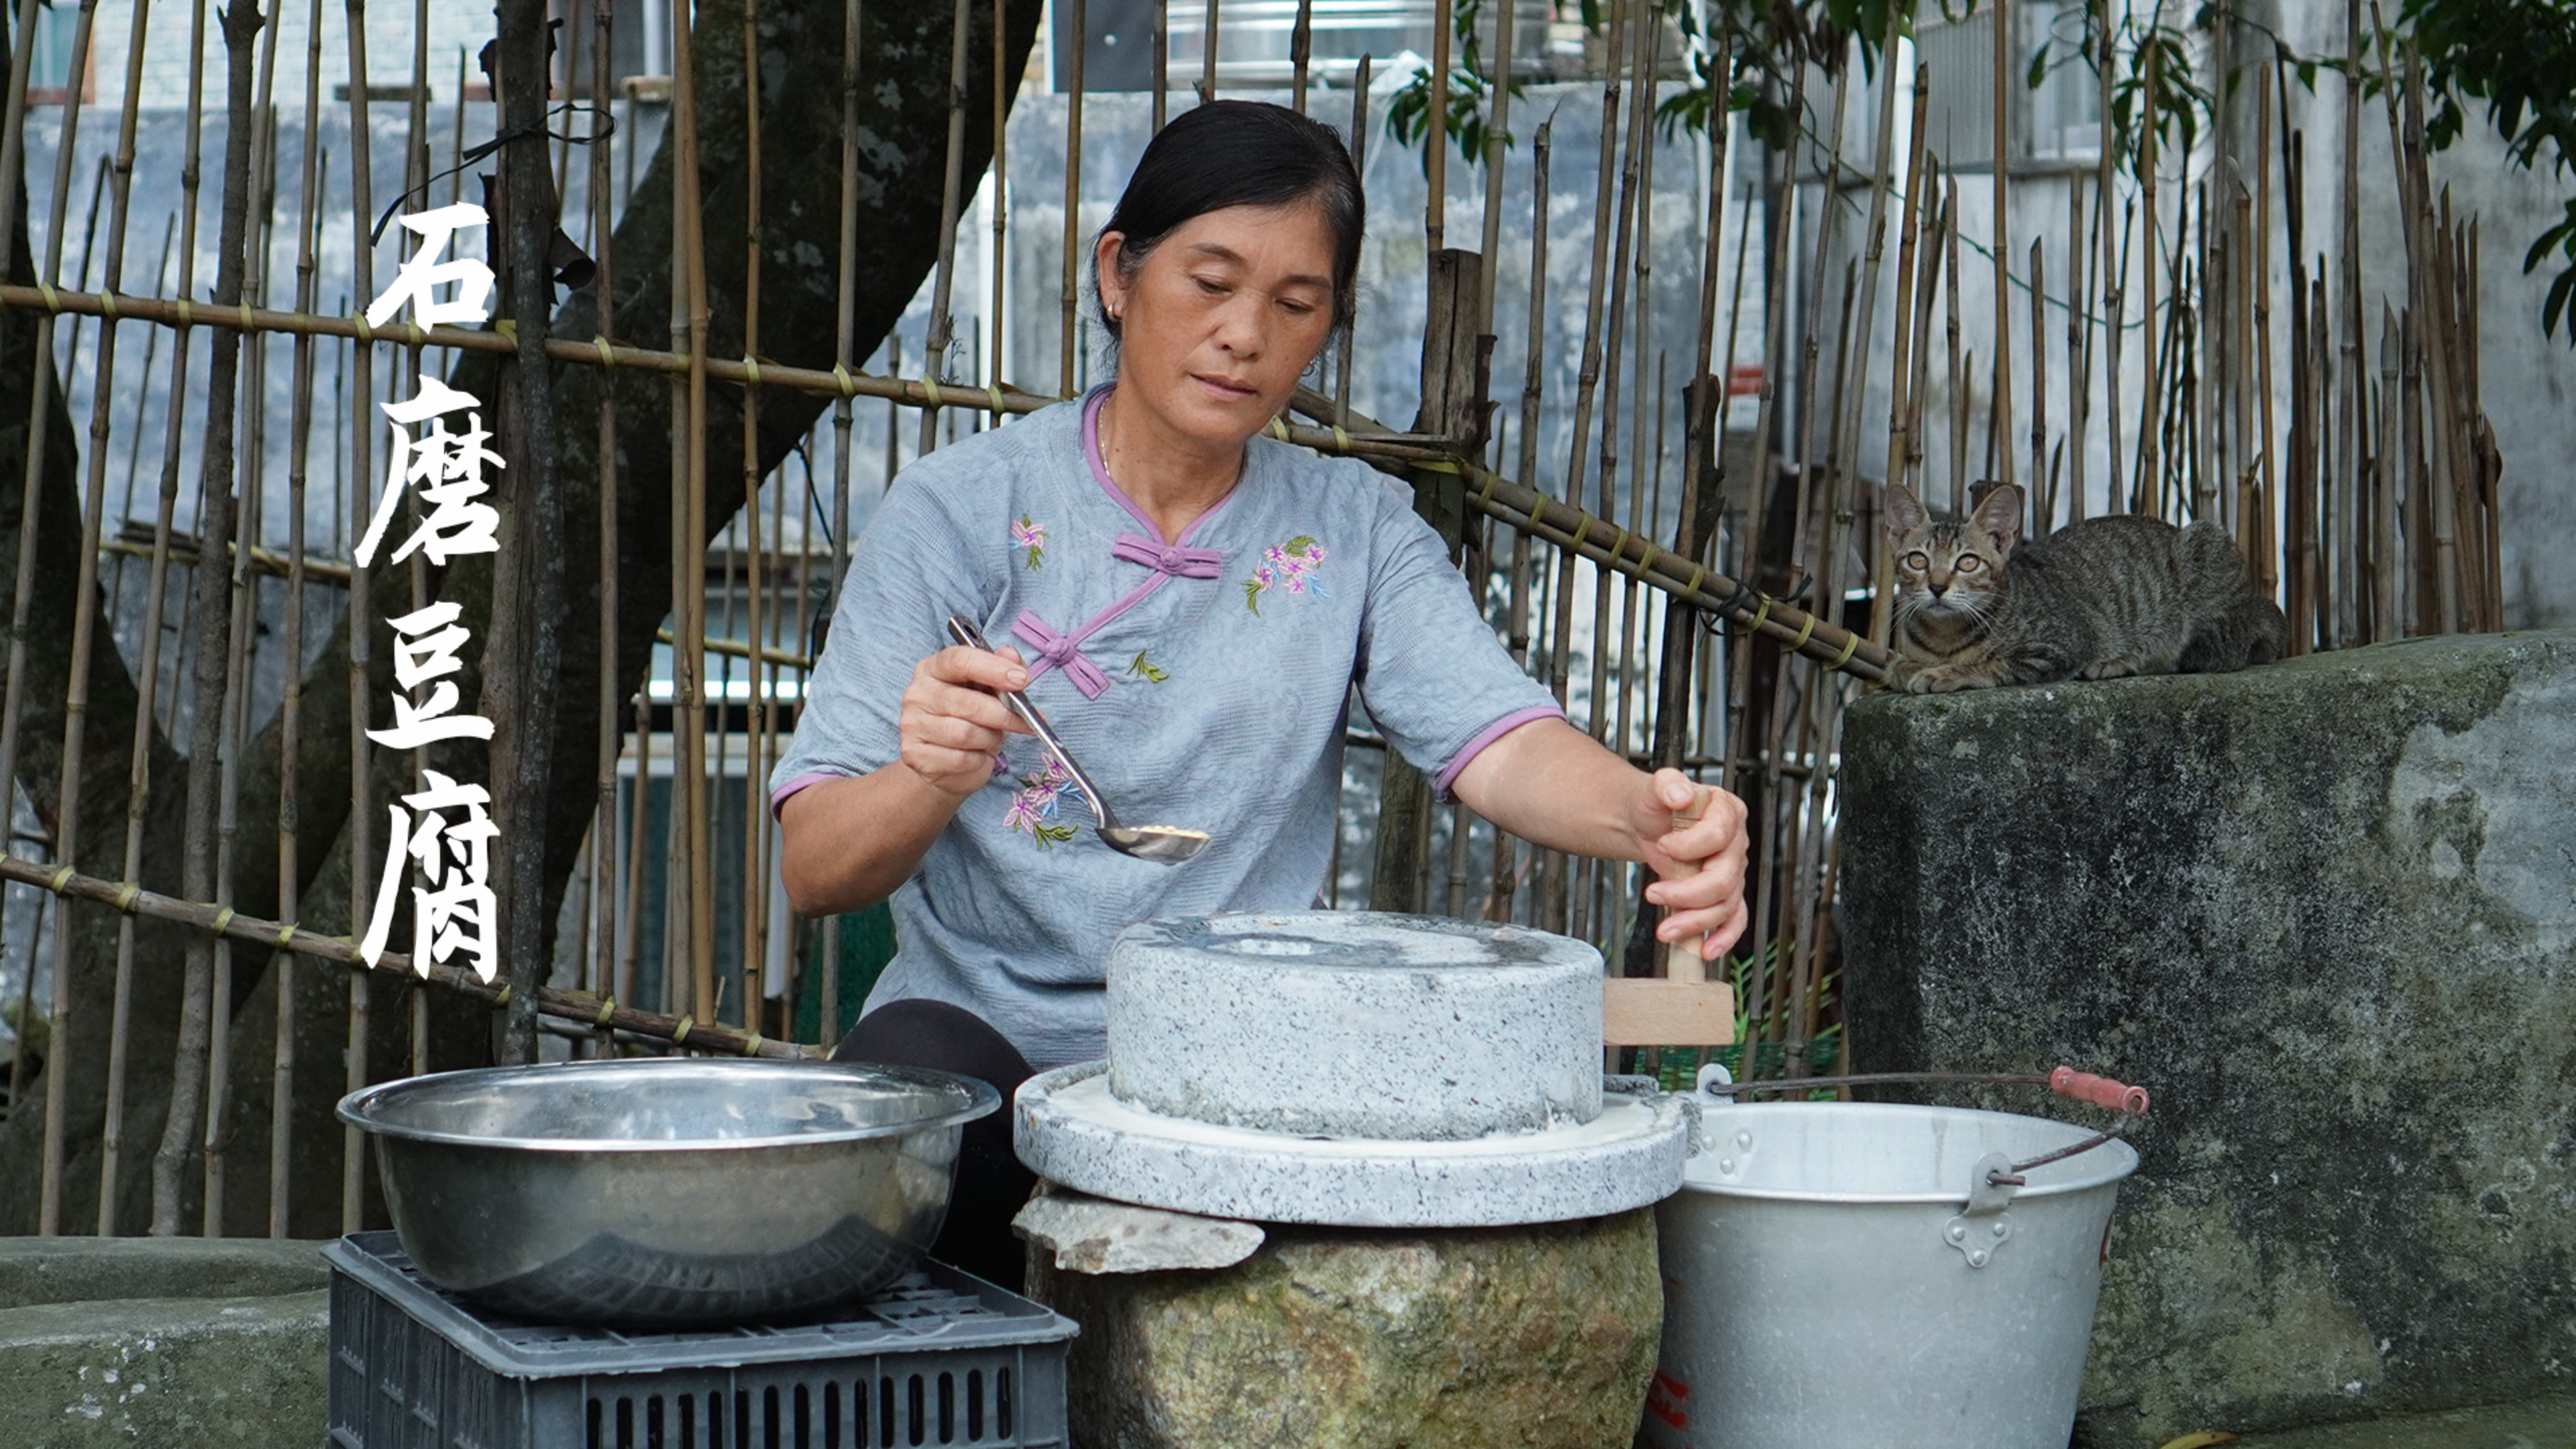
xmin=771 ymin=390 xmax=1562 ymax=1067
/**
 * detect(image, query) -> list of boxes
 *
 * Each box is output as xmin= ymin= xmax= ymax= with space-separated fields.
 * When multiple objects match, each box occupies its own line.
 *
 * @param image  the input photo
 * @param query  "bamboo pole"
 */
xmin=1943 ymin=172 xmax=1964 ymax=510
xmin=741 ymin=0 xmax=769 ymax=1030
xmin=1501 ymin=117 xmax=1551 ymax=922
xmin=2135 ymin=39 xmax=2161 ymax=516
xmin=1334 ymin=56 xmax=1366 ymax=420
xmin=1832 ymin=9 xmax=1904 ymax=647
xmin=1426 ymin=0 xmax=1450 ymax=253
xmin=1990 ymin=0 xmax=2013 ymax=492
xmin=2252 ymin=68 xmax=2279 ymax=598
xmin=676 ymin=0 xmax=718 ymax=1023
xmin=917 ymin=0 xmax=972 ymax=456
xmin=1289 ymin=0 xmax=1310 ymax=114
xmin=1151 ymin=0 xmax=1167 ymax=133
xmin=150 ymin=0 xmax=263 ymax=1239
xmin=0 ymin=855 xmax=808 ymax=1061
xmin=2027 ymin=237 xmax=2047 ymax=532
xmin=205 ymin=34 xmax=291 ymax=1234
xmin=2093 ymin=0 xmax=2122 ymax=516
xmin=27 ymin=0 xmax=106 ymax=1237
xmin=2376 ymin=303 xmax=2400 ymax=638
xmin=0 ymin=280 xmax=1480 ymax=460
xmin=1542 ymin=0 xmax=1631 ymax=935
xmin=87 ymin=0 xmax=172 ymax=1237
xmin=2061 ymin=180 xmax=2087 ymax=526
xmin=1718 ymin=73 xmax=1796 ymax=800
xmin=1198 ymin=0 xmax=1218 ymax=102
xmin=989 ymin=0 xmax=1008 ymax=413
xmin=1061 ymin=0 xmax=1085 ymax=394
xmin=1866 ymin=63 xmax=1930 ymax=648
xmin=340 ymin=0 xmax=384 ymax=1237
xmin=1477 ymin=0 xmax=1513 ymax=333
xmin=590 ymin=0 xmax=621 ymax=1057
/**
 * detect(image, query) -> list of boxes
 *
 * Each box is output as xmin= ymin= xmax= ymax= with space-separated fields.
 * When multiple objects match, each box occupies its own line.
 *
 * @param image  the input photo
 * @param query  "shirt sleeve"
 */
xmin=1352 ymin=480 xmax=1566 ymax=800
xmin=768 ymin=460 xmax=994 ymax=815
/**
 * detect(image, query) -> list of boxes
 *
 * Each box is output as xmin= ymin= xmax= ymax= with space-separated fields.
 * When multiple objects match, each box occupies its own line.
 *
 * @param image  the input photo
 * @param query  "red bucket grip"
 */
xmin=2049 ymin=1067 xmax=2150 ymax=1116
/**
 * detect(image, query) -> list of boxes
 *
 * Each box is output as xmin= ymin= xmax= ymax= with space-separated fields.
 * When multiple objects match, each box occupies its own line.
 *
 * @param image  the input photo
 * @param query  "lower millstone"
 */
xmin=1026 ymin=1207 xmax=1661 ymax=1449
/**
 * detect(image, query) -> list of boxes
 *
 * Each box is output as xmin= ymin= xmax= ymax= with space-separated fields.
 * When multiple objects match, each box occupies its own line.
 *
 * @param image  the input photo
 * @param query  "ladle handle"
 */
xmin=945 ymin=615 xmax=1112 ymax=832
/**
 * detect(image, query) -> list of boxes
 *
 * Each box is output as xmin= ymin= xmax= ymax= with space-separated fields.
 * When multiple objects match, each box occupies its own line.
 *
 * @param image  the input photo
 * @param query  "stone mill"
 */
xmin=1012 ymin=910 xmax=1698 ymax=1449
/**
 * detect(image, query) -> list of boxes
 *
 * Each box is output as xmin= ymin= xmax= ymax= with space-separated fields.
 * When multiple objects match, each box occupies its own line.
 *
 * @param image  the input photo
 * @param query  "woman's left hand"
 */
xmin=1636 ymin=767 xmax=1750 ymax=961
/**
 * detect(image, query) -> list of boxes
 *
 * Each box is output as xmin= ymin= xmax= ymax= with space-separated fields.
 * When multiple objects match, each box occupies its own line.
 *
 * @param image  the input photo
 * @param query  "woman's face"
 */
xmin=1097 ymin=199 xmax=1340 ymax=453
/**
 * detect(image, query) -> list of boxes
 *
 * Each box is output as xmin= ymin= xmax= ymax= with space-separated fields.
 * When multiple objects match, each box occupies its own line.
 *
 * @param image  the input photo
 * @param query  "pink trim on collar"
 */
xmin=1083 ymin=386 xmax=1246 ymax=547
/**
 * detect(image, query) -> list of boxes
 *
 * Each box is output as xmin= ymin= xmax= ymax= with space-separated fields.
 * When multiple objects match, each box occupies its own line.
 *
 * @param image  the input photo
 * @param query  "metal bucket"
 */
xmin=1643 ymin=1083 xmax=2139 ymax=1448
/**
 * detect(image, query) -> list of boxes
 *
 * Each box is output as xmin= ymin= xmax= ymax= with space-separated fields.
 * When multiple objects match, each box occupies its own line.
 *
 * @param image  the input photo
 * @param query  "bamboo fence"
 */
xmin=0 ymin=0 xmax=2513 ymax=1238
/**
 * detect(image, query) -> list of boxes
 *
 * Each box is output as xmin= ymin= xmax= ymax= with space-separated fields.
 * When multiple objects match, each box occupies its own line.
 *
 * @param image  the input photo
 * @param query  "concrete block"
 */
xmin=0 ymin=1290 xmax=328 ymax=1448
xmin=1839 ymin=631 xmax=2576 ymax=1444
xmin=0 ymin=1238 xmax=329 ymax=1447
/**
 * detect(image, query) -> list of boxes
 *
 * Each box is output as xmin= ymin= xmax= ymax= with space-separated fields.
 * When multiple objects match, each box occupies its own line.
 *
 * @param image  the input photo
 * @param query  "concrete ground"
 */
xmin=2231 ymin=1392 xmax=2576 ymax=1448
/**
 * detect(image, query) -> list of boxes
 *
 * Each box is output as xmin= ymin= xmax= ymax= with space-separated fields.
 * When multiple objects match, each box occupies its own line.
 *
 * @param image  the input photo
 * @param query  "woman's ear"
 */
xmin=1093 ymin=231 xmax=1129 ymax=321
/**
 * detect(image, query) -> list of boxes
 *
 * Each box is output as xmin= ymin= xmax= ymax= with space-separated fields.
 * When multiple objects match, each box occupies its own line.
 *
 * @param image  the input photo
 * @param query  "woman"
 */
xmin=773 ymin=101 xmax=1748 ymax=1287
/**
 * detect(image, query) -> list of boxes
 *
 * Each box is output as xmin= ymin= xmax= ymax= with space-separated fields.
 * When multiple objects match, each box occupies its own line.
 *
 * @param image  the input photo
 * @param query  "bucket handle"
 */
xmin=1696 ymin=1064 xmax=2151 ymax=1190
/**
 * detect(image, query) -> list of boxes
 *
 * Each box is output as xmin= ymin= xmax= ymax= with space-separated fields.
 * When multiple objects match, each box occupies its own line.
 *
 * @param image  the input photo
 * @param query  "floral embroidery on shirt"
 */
xmin=1126 ymin=650 xmax=1169 ymax=683
xmin=1012 ymin=514 xmax=1049 ymax=570
xmin=1002 ymin=758 xmax=1083 ymax=847
xmin=1242 ymin=536 xmax=1327 ymax=615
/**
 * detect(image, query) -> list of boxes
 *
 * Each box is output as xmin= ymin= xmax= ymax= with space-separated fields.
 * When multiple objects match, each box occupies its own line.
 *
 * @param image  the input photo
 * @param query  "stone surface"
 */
xmin=0 ymin=1239 xmax=328 ymax=1449
xmin=0 ymin=1235 xmax=329 ymax=1309
xmin=1012 ymin=1183 xmax=1265 ymax=1273
xmin=1027 ymin=1206 xmax=1661 ymax=1449
xmin=1107 ymin=912 xmax=1605 ymax=1140
xmin=1018 ymin=1065 xmax=1693 ymax=1226
xmin=2234 ymin=1390 xmax=2576 ymax=1448
xmin=1838 ymin=631 xmax=2576 ymax=1446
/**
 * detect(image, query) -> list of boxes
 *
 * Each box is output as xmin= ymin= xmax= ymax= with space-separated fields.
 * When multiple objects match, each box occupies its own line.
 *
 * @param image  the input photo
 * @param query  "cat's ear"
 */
xmin=1969 ymin=482 xmax=2024 ymax=553
xmin=1883 ymin=482 xmax=1928 ymax=539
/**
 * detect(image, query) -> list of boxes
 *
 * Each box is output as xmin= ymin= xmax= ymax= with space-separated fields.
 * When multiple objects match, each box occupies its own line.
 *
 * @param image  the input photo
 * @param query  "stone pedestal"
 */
xmin=1027 ymin=1208 xmax=1660 ymax=1449
xmin=1839 ymin=631 xmax=2576 ymax=1445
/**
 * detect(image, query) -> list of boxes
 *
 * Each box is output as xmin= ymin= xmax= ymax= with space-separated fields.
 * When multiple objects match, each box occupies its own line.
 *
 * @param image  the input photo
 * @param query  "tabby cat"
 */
xmin=1885 ymin=481 xmax=2288 ymax=693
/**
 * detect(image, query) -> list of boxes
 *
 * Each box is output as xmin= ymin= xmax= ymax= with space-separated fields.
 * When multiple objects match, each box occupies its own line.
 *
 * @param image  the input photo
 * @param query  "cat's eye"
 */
xmin=1904 ymin=551 xmax=1928 ymax=570
xmin=1956 ymin=555 xmax=1981 ymax=571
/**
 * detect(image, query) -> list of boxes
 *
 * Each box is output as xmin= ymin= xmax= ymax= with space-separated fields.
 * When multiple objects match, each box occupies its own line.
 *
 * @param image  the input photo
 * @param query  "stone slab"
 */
xmin=1839 ymin=631 xmax=2576 ymax=1446
xmin=1012 ymin=1184 xmax=1266 ymax=1273
xmin=1107 ymin=912 xmax=1604 ymax=1140
xmin=1027 ymin=1206 xmax=1662 ymax=1449
xmin=0 ymin=1290 xmax=329 ymax=1448
xmin=1018 ymin=1064 xmax=1693 ymax=1227
xmin=0 ymin=1236 xmax=329 ymax=1311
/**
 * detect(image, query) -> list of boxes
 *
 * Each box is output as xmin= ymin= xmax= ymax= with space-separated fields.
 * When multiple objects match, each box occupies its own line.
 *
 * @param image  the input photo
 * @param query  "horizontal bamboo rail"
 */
xmin=0 ymin=851 xmax=806 ymax=1060
xmin=0 ymin=280 xmax=1458 ymax=456
xmin=30 ymin=278 xmax=1893 ymax=684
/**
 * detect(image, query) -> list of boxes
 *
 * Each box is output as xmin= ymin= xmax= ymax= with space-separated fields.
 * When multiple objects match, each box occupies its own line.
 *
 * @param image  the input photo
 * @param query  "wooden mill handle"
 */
xmin=1662 ymin=786 xmax=1715 ymax=985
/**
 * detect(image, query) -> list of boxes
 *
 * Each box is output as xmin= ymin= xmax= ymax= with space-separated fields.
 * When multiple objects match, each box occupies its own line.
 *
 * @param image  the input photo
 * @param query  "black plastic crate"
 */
xmin=326 ymin=1230 xmax=1074 ymax=1448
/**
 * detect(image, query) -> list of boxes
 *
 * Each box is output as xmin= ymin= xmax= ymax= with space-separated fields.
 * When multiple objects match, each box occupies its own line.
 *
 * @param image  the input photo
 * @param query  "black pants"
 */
xmin=830 ymin=1000 xmax=1036 ymax=1293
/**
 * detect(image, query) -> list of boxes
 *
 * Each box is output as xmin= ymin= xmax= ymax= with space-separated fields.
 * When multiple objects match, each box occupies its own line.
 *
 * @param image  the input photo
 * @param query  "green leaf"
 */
xmin=2544 ymin=264 xmax=2576 ymax=343
xmin=2029 ymin=40 xmax=2051 ymax=91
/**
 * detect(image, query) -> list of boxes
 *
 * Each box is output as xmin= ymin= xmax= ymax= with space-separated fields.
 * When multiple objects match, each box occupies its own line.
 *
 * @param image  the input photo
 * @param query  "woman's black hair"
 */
xmin=1097 ymin=100 xmax=1366 ymax=338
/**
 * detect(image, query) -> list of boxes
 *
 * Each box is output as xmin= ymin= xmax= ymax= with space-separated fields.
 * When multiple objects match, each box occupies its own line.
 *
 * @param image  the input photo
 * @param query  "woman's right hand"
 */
xmin=898 ymin=644 xmax=1036 ymax=800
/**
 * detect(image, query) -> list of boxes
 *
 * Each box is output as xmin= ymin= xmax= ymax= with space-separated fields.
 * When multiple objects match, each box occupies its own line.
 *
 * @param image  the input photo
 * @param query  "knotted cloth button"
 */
xmin=1011 ymin=610 xmax=1113 ymax=700
xmin=1111 ymin=533 xmax=1224 ymax=580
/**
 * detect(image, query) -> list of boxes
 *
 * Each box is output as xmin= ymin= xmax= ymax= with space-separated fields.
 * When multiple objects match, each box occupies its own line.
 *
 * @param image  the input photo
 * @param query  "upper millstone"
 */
xmin=1105 ymin=911 xmax=1605 ymax=1141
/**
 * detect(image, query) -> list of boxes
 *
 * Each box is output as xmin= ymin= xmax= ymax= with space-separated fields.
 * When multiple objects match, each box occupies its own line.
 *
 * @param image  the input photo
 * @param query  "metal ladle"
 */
xmin=946 ymin=614 xmax=1212 ymax=865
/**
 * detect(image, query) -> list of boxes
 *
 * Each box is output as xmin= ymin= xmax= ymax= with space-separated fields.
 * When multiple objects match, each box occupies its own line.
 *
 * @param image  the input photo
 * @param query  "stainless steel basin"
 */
xmin=337 ymin=1057 xmax=1000 ymax=1326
